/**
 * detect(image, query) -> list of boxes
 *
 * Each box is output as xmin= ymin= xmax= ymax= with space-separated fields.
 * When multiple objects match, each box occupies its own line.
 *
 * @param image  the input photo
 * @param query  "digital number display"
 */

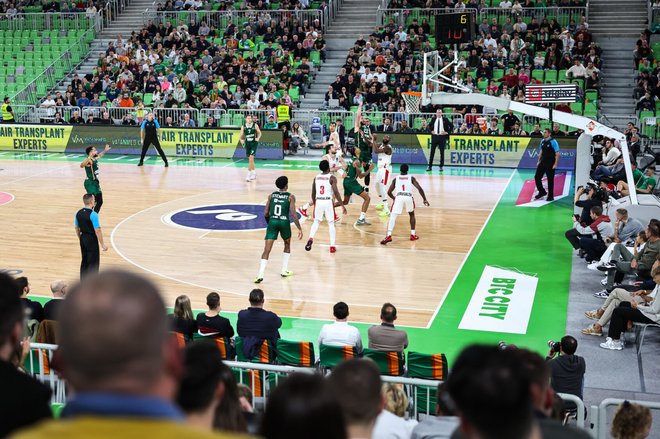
xmin=435 ymin=13 xmax=473 ymax=44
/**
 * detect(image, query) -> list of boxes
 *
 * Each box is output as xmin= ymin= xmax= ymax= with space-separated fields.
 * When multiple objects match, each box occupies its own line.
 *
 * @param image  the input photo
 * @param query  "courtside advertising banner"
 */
xmin=374 ymin=133 xmax=577 ymax=169
xmin=0 ymin=124 xmax=284 ymax=159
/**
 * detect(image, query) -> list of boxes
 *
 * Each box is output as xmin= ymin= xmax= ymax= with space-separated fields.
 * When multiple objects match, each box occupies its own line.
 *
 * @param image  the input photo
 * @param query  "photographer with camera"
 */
xmin=565 ymin=184 xmax=607 ymax=254
xmin=546 ymin=336 xmax=586 ymax=411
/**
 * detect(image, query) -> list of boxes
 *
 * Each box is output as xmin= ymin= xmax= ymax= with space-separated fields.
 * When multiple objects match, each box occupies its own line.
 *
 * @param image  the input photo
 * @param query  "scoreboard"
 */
xmin=434 ymin=12 xmax=474 ymax=44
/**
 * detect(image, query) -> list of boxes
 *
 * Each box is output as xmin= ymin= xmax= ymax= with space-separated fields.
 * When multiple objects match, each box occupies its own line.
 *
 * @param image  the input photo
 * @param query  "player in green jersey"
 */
xmin=241 ymin=114 xmax=262 ymax=182
xmin=342 ymin=145 xmax=374 ymax=226
xmin=80 ymin=144 xmax=111 ymax=213
xmin=354 ymin=102 xmax=374 ymax=192
xmin=255 ymin=176 xmax=303 ymax=283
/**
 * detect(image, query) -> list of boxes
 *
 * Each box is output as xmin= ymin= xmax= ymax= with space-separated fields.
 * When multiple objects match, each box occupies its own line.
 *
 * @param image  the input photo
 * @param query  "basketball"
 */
xmin=375 ymin=55 xmax=386 ymax=66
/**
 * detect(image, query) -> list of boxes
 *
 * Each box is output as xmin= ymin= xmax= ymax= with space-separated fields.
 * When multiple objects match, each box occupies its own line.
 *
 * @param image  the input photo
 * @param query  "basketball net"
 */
xmin=402 ymin=91 xmax=421 ymax=114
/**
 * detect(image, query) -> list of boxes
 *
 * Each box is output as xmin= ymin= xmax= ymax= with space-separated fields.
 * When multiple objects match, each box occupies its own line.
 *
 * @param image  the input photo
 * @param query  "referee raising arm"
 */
xmin=138 ymin=112 xmax=169 ymax=167
xmin=75 ymin=193 xmax=108 ymax=279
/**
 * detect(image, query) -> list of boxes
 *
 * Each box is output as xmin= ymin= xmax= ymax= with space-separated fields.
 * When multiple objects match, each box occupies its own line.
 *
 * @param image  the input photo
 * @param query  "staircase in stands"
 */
xmin=49 ymin=0 xmax=154 ymax=99
xmin=588 ymin=0 xmax=647 ymax=121
xmin=299 ymin=0 xmax=381 ymax=110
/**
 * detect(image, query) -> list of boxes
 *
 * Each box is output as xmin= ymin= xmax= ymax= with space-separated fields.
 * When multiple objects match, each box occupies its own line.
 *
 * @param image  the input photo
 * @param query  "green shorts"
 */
xmin=360 ymin=153 xmax=372 ymax=165
xmin=265 ymin=218 xmax=291 ymax=240
xmin=84 ymin=179 xmax=101 ymax=195
xmin=245 ymin=141 xmax=258 ymax=157
xmin=343 ymin=179 xmax=364 ymax=197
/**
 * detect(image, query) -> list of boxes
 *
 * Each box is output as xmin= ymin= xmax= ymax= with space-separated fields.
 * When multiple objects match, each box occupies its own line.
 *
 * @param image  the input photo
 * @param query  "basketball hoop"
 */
xmin=402 ymin=91 xmax=422 ymax=113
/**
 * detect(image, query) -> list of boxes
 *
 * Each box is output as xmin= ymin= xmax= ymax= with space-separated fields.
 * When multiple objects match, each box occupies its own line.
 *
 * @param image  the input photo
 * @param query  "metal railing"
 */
xmin=12 ymin=28 xmax=95 ymax=106
xmin=0 ymin=12 xmax=102 ymax=32
xmin=144 ymin=9 xmax=328 ymax=32
xmin=104 ymin=0 xmax=131 ymax=27
xmin=376 ymin=6 xmax=587 ymax=30
xmin=557 ymin=393 xmax=586 ymax=429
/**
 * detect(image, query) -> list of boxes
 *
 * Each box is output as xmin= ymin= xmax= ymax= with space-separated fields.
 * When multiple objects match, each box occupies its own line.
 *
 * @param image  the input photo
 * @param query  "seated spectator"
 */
xmin=263 ymin=115 xmax=278 ymax=129
xmin=180 ymin=113 xmax=196 ymax=128
xmin=551 ymin=123 xmax=565 ymax=137
xmin=52 ymin=112 xmax=65 ymax=124
xmin=567 ymin=59 xmax=588 ymax=79
xmin=565 ymin=184 xmax=605 ymax=253
xmin=69 ymin=111 xmax=85 ymax=124
xmin=600 ymin=267 xmax=660 ymax=350
xmin=636 ymin=91 xmax=656 ymax=111
xmin=487 ymin=118 xmax=501 ymax=135
xmin=617 ymin=167 xmax=657 ymax=196
xmin=410 ymin=382 xmax=459 ymax=439
xmin=85 ymin=114 xmax=95 ymax=124
xmin=236 ymin=289 xmax=281 ymax=359
xmin=260 ymin=373 xmax=345 ymax=439
xmin=0 ymin=273 xmax=52 ymax=438
xmin=572 ymin=206 xmax=614 ymax=263
xmin=611 ymin=401 xmax=653 ymax=439
xmin=397 ymin=120 xmax=413 ymax=133
xmin=12 ymin=270 xmax=234 ymax=439
xmin=367 ymin=302 xmax=408 ymax=352
xmin=372 ymin=383 xmax=417 ymax=438
xmin=122 ymin=114 xmax=138 ymax=126
xmin=510 ymin=121 xmax=527 ymax=136
xmin=43 ymin=280 xmax=68 ymax=321
xmin=16 ymin=276 xmax=43 ymax=322
xmin=289 ymin=121 xmax=308 ymax=154
xmin=596 ymin=139 xmax=621 ymax=169
xmin=379 ymin=117 xmax=395 ymax=132
xmin=329 ymin=359 xmax=383 ymax=439
xmin=176 ymin=341 xmax=230 ymax=431
xmin=195 ymin=292 xmax=233 ymax=338
xmin=168 ymin=294 xmax=197 ymax=342
xmin=317 ymin=301 xmax=363 ymax=354
xmin=597 ymin=222 xmax=660 ymax=297
xmin=592 ymin=158 xmax=624 ymax=182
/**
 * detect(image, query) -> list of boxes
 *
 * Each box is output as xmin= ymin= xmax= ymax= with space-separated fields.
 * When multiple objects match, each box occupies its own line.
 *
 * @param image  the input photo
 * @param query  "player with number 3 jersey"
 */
xmin=381 ymin=164 xmax=430 ymax=245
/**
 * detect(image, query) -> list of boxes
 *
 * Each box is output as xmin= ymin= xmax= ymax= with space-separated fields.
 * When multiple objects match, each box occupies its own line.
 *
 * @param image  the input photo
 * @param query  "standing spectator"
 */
xmin=2 ymin=96 xmax=15 ymax=123
xmin=367 ymin=303 xmax=408 ymax=352
xmin=236 ymin=289 xmax=281 ymax=359
xmin=317 ymin=301 xmax=363 ymax=354
xmin=16 ymin=277 xmax=44 ymax=322
xmin=12 ymin=270 xmax=240 ymax=439
xmin=169 ymin=295 xmax=197 ymax=342
xmin=75 ymin=193 xmax=108 ymax=279
xmin=611 ymin=401 xmax=652 ymax=439
xmin=196 ymin=292 xmax=234 ymax=337
xmin=260 ymin=373 xmax=346 ymax=439
xmin=118 ymin=93 xmax=134 ymax=108
xmin=501 ymin=110 xmax=519 ymax=134
xmin=41 ymin=95 xmax=57 ymax=118
xmin=534 ymin=128 xmax=559 ymax=201
xmin=428 ymin=109 xmax=453 ymax=172
xmin=0 ymin=273 xmax=52 ymax=438
xmin=43 ymin=280 xmax=68 ymax=320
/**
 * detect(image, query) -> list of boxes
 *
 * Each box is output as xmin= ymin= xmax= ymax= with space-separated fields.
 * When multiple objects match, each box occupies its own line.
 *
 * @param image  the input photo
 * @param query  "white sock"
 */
xmin=302 ymin=203 xmax=309 ymax=210
xmin=258 ymin=259 xmax=268 ymax=278
xmin=411 ymin=229 xmax=416 ymax=236
xmin=382 ymin=200 xmax=390 ymax=212
xmin=309 ymin=219 xmax=320 ymax=239
xmin=387 ymin=213 xmax=398 ymax=236
xmin=329 ymin=221 xmax=336 ymax=246
xmin=359 ymin=212 xmax=366 ymax=220
xmin=282 ymin=252 xmax=290 ymax=272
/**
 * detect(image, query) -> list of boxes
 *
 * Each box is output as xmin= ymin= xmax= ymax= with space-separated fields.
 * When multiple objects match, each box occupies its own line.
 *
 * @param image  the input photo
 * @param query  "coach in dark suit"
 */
xmin=428 ymin=109 xmax=453 ymax=172
xmin=237 ymin=289 xmax=282 ymax=359
xmin=336 ymin=118 xmax=347 ymax=153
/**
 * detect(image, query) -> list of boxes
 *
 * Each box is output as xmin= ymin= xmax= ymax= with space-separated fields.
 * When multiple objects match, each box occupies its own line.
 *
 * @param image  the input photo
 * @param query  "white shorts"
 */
xmin=391 ymin=196 xmax=414 ymax=214
xmin=314 ymin=199 xmax=335 ymax=222
xmin=376 ymin=167 xmax=391 ymax=186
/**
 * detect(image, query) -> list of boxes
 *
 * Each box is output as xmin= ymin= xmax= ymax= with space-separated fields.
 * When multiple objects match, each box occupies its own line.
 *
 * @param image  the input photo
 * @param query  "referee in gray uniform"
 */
xmin=75 ymin=193 xmax=108 ymax=279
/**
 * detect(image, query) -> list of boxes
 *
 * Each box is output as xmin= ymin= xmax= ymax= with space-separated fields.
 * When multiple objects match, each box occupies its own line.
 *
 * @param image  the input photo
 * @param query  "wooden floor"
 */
xmin=0 ymin=158 xmax=510 ymax=327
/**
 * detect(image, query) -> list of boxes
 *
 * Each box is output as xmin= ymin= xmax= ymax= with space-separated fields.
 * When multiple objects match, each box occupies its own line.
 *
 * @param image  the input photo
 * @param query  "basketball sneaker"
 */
xmin=254 ymin=277 xmax=263 ymax=284
xmin=334 ymin=212 xmax=340 ymax=222
xmin=280 ymin=270 xmax=294 ymax=278
xmin=379 ymin=210 xmax=390 ymax=217
xmin=330 ymin=246 xmax=336 ymax=253
xmin=381 ymin=235 xmax=393 ymax=245
xmin=305 ymin=238 xmax=314 ymax=251
xmin=245 ymin=172 xmax=252 ymax=182
xmin=410 ymin=234 xmax=420 ymax=241
xmin=375 ymin=203 xmax=384 ymax=210
xmin=297 ymin=207 xmax=309 ymax=218
xmin=355 ymin=218 xmax=371 ymax=226
xmin=250 ymin=171 xmax=257 ymax=181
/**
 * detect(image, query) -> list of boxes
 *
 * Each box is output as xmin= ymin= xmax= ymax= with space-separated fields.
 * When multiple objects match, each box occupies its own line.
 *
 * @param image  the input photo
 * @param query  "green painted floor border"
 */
xmin=27 ymin=168 xmax=573 ymax=366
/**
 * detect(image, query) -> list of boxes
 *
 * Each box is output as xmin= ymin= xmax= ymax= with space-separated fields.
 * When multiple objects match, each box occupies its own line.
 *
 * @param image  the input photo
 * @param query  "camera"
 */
xmin=498 ymin=341 xmax=508 ymax=350
xmin=548 ymin=340 xmax=561 ymax=353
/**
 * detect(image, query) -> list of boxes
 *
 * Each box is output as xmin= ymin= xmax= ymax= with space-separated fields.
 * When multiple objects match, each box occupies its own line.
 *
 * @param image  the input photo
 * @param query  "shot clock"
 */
xmin=434 ymin=12 xmax=474 ymax=44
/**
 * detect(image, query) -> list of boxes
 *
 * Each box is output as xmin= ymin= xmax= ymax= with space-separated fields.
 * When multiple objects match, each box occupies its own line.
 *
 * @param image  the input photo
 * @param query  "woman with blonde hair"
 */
xmin=611 ymin=401 xmax=652 ymax=439
xmin=372 ymin=383 xmax=417 ymax=437
xmin=169 ymin=294 xmax=197 ymax=342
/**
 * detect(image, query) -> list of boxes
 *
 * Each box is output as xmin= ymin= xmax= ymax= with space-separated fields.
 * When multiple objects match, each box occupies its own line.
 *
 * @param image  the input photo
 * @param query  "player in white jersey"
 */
xmin=380 ymin=164 xmax=430 ymax=245
xmin=373 ymin=135 xmax=393 ymax=217
xmin=296 ymin=144 xmax=346 ymax=220
xmin=315 ymin=122 xmax=342 ymax=157
xmin=304 ymin=159 xmax=347 ymax=253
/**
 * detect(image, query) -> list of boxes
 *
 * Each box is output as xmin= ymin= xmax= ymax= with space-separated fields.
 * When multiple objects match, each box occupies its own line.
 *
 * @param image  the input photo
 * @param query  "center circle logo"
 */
xmin=164 ymin=204 xmax=299 ymax=232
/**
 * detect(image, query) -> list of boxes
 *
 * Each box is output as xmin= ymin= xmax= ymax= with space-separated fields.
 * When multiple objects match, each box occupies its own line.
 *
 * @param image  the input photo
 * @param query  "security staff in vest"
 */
xmin=1 ymin=97 xmax=15 ymax=123
xmin=74 ymin=193 xmax=108 ymax=279
xmin=276 ymin=99 xmax=291 ymax=132
xmin=534 ymin=128 xmax=560 ymax=202
xmin=138 ymin=112 xmax=168 ymax=167
xmin=428 ymin=108 xmax=453 ymax=172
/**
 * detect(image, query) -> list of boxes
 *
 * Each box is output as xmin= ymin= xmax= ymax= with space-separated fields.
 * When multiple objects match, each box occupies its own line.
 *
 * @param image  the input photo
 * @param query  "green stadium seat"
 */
xmin=276 ymin=339 xmax=314 ymax=367
xmin=545 ymin=70 xmax=558 ymax=83
xmin=584 ymin=102 xmax=598 ymax=118
xmin=363 ymin=349 xmax=405 ymax=376
xmin=569 ymin=102 xmax=583 ymax=115
xmin=531 ymin=70 xmax=544 ymax=82
xmin=319 ymin=344 xmax=357 ymax=370
xmin=407 ymin=351 xmax=448 ymax=415
xmin=585 ymin=89 xmax=598 ymax=103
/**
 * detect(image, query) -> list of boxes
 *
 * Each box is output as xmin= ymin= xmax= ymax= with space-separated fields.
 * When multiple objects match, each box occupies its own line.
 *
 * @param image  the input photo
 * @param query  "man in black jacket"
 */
xmin=546 ymin=336 xmax=586 ymax=410
xmin=0 ymin=273 xmax=52 ymax=437
xmin=428 ymin=109 xmax=454 ymax=172
xmin=236 ymin=289 xmax=281 ymax=360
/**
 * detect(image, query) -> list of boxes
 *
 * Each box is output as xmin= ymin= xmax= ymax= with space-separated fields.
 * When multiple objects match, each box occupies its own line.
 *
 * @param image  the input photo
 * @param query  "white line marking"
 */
xmin=1 ymin=163 xmax=77 ymax=185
